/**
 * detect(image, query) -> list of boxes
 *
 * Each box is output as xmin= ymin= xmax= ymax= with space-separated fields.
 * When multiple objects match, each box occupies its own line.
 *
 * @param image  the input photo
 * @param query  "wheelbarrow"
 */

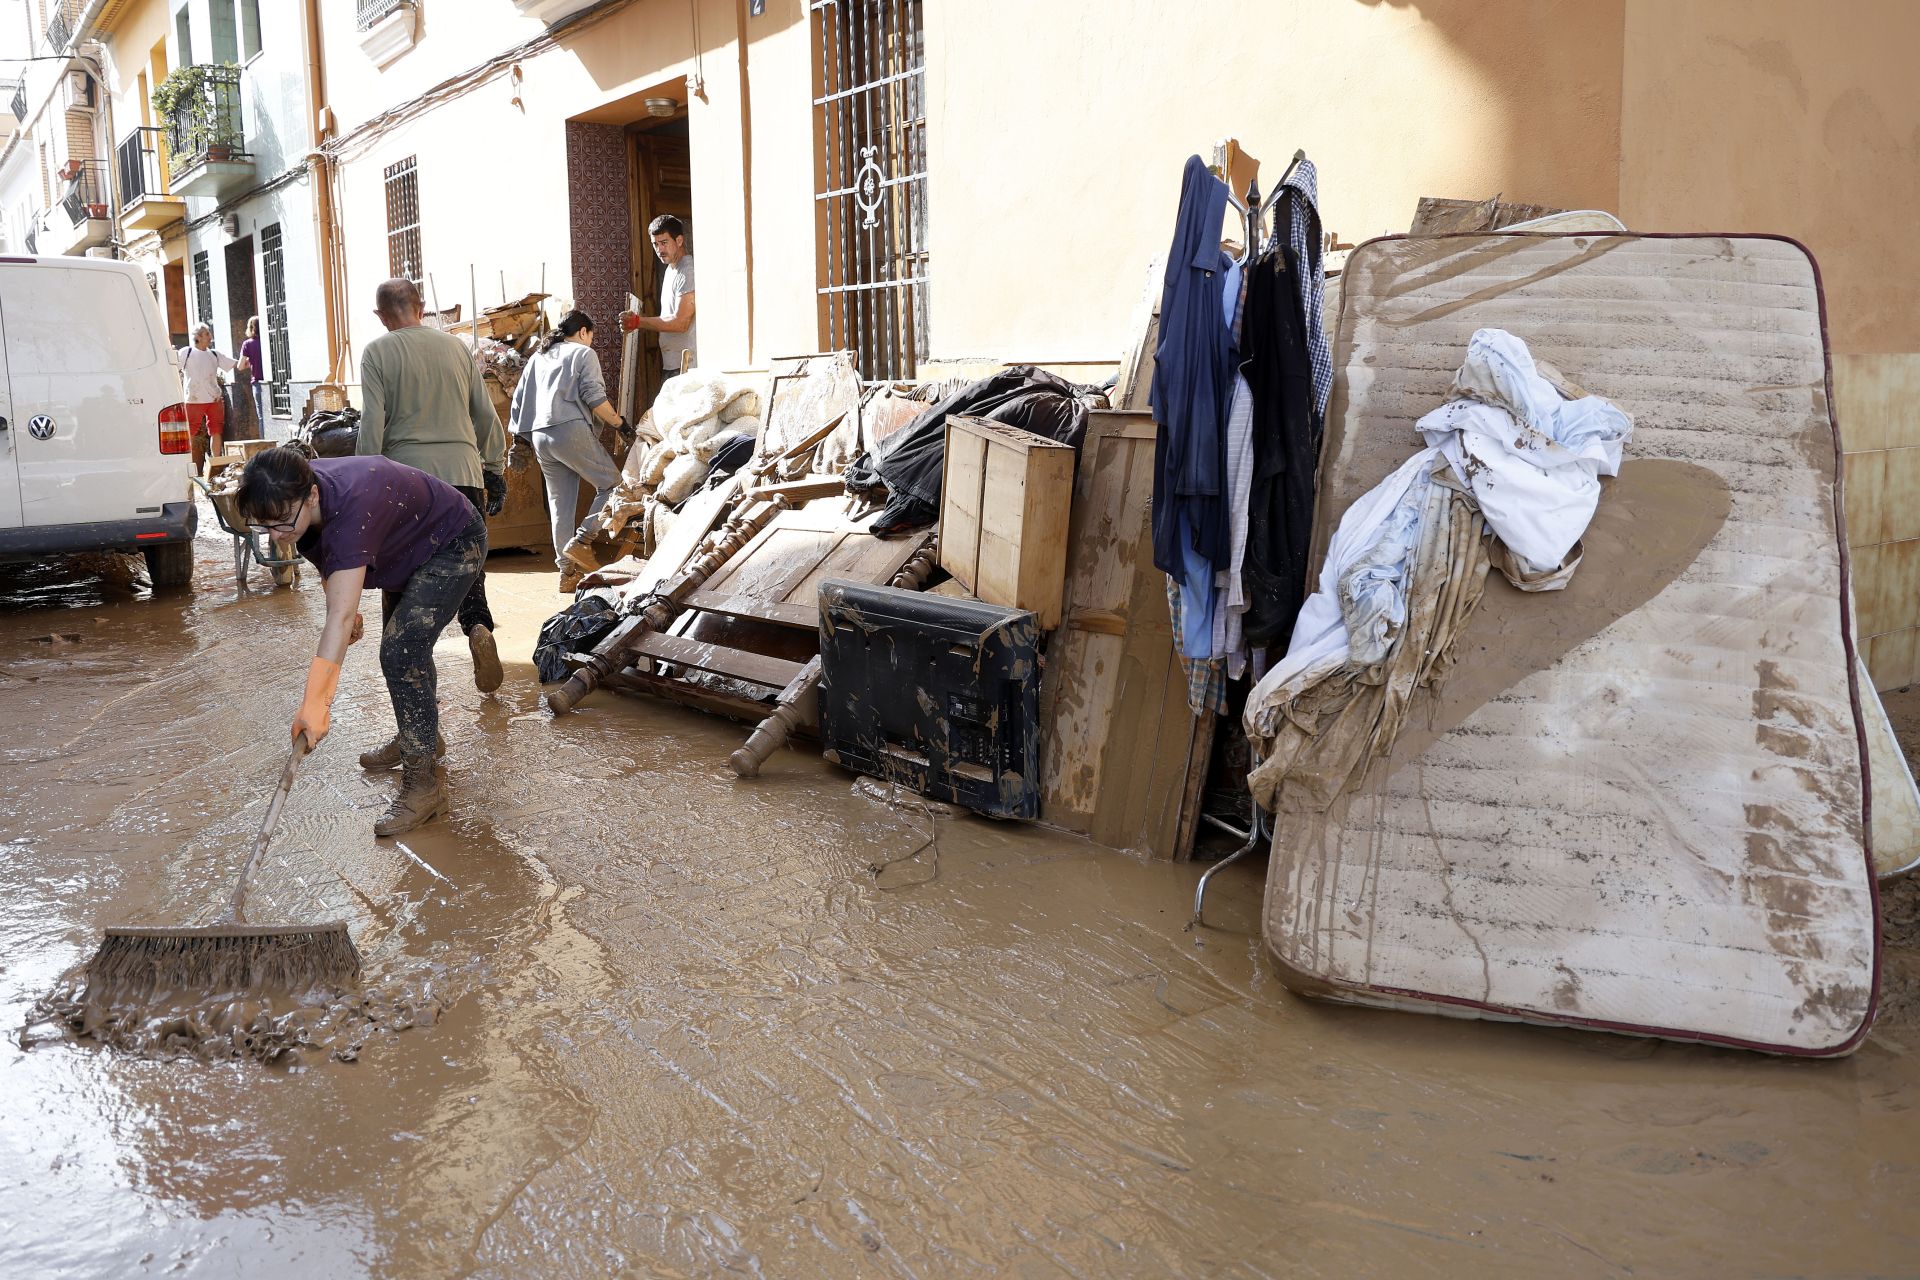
xmin=192 ymin=476 xmax=301 ymax=589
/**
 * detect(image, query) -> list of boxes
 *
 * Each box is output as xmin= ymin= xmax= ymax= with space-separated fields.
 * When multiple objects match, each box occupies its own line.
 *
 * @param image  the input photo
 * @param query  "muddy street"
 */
xmin=0 ymin=517 xmax=1913 ymax=1277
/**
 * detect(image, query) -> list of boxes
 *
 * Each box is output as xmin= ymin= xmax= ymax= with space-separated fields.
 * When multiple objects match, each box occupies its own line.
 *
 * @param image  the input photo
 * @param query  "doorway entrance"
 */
xmin=626 ymin=115 xmax=691 ymax=419
xmin=567 ymin=84 xmax=692 ymax=424
xmin=223 ymin=236 xmax=256 ymax=353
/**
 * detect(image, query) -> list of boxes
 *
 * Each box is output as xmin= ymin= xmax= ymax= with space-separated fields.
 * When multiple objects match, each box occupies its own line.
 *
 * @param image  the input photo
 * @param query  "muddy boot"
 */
xmin=468 ymin=623 xmax=503 ymax=693
xmin=358 ymin=732 xmax=446 ymax=771
xmin=374 ymin=756 xmax=449 ymax=837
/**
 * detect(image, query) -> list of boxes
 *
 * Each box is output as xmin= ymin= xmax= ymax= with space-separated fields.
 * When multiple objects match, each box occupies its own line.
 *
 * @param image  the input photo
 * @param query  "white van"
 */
xmin=0 ymin=256 xmax=197 ymax=587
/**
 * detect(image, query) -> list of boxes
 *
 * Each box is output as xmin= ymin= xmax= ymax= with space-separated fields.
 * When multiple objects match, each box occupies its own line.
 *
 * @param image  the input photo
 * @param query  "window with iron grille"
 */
xmin=192 ymin=250 xmax=212 ymax=328
xmin=384 ymin=156 xmax=421 ymax=282
xmin=812 ymin=0 xmax=928 ymax=382
xmin=262 ymin=222 xmax=291 ymax=418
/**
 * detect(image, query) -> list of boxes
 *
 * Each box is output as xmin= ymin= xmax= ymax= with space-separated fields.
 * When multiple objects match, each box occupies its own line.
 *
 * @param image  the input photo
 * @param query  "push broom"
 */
xmin=81 ymin=736 xmax=360 ymax=1008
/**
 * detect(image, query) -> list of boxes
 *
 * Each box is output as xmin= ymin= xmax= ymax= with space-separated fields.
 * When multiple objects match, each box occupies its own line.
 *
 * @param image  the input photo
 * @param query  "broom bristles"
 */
xmin=83 ymin=923 xmax=361 ymax=1004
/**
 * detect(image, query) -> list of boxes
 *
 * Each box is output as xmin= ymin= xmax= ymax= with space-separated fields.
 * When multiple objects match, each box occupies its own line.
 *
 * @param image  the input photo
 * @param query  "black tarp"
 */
xmin=843 ymin=365 xmax=1105 ymax=535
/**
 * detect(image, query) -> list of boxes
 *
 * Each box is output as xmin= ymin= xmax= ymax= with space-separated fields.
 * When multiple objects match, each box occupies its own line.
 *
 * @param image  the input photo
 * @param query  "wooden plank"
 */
xmin=977 ymin=441 xmax=1027 ymax=609
xmin=1017 ymin=445 xmax=1073 ymax=630
xmin=628 ymin=630 xmax=804 ymax=690
xmin=1038 ymin=409 xmax=1206 ymax=858
xmin=939 ymin=422 xmax=986 ymax=590
xmin=746 ymin=477 xmax=845 ymax=503
xmin=702 ymin=526 xmax=840 ymax=601
xmin=621 ymin=477 xmax=737 ymax=600
xmin=619 ymin=290 xmax=641 ymax=423
xmin=787 ymin=529 xmax=929 ymax=608
xmin=684 ymin=591 xmax=819 ymax=631
xmin=605 ymin=667 xmax=771 ymax=723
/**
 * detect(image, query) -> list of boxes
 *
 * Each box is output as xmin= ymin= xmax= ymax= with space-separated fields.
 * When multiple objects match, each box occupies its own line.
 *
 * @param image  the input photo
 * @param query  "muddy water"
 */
xmin=1 ymin=513 xmax=1917 ymax=1277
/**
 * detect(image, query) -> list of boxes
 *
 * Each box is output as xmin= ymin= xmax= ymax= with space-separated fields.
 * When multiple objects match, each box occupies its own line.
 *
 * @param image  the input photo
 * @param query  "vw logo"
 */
xmin=26 ymin=415 xmax=54 ymax=441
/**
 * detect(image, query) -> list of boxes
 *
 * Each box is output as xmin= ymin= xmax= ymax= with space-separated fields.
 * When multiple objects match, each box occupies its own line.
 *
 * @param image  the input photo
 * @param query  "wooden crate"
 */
xmin=937 ymin=415 xmax=1074 ymax=629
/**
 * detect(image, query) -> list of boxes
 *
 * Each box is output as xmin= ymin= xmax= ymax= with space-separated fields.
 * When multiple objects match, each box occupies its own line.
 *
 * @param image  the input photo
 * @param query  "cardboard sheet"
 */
xmin=1263 ymin=233 xmax=1877 ymax=1055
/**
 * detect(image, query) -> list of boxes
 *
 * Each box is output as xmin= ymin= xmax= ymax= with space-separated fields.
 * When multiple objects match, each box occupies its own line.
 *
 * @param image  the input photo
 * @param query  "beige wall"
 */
xmin=1620 ymin=0 xmax=1920 ymax=356
xmin=921 ymin=0 xmax=1625 ymax=362
xmin=1618 ymin=0 xmax=1920 ymax=689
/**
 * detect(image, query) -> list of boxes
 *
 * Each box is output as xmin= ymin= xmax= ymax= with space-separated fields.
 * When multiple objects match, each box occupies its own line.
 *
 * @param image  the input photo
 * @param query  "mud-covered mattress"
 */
xmin=1261 ymin=233 xmax=1877 ymax=1056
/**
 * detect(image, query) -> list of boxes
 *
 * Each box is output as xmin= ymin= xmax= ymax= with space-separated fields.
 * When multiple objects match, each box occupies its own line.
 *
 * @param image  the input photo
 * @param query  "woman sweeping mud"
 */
xmin=235 ymin=446 xmax=487 ymax=836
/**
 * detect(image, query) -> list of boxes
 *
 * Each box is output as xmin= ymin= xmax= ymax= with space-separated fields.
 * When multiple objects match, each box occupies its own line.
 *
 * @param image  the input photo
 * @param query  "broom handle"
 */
xmin=227 ymin=736 xmax=310 ymax=924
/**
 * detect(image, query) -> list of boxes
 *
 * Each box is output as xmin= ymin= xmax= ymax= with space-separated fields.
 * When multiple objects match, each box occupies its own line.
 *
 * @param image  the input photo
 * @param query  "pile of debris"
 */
xmin=534 ymin=353 xmax=1190 ymax=838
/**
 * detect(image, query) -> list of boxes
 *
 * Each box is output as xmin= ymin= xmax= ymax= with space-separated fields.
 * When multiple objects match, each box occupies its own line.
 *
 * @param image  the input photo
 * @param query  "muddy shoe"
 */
xmin=557 ymin=567 xmax=583 ymax=594
xmin=358 ymin=732 xmax=446 ymax=772
xmin=374 ymin=757 xmax=450 ymax=837
xmin=468 ymin=623 xmax=503 ymax=693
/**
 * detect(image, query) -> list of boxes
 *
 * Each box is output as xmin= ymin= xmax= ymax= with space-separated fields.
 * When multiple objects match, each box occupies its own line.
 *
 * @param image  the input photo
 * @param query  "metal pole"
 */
xmin=1192 ymin=809 xmax=1267 ymax=928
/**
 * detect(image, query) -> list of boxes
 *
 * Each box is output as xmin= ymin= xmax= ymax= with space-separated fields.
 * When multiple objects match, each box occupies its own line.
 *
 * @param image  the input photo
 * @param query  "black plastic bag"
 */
xmin=533 ymin=595 xmax=620 ymax=684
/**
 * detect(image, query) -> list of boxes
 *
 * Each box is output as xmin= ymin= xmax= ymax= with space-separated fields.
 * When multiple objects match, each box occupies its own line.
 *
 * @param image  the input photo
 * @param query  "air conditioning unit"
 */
xmin=84 ymin=246 xmax=114 ymax=259
xmin=65 ymin=71 xmax=95 ymax=112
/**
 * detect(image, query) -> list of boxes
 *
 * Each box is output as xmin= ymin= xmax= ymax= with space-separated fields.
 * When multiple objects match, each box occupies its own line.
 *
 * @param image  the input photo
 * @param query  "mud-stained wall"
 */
xmin=1619 ymin=0 xmax=1920 ymax=688
xmin=920 ymin=0 xmax=1626 ymax=363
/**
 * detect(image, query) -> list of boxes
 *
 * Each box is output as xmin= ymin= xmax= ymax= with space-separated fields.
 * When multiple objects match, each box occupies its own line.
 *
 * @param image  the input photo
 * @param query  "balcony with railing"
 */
xmin=357 ymin=0 xmax=419 ymax=66
xmin=8 ymin=81 xmax=25 ymax=125
xmin=163 ymin=65 xmax=252 ymax=201
xmin=24 ymin=220 xmax=37 ymax=256
xmin=45 ymin=0 xmax=80 ymax=53
xmin=49 ymin=158 xmax=110 ymax=254
xmin=117 ymin=126 xmax=184 ymax=233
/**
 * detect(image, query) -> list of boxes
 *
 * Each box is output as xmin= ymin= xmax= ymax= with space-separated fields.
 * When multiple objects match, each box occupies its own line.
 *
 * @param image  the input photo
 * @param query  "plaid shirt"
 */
xmin=1168 ymin=577 xmax=1229 ymax=715
xmin=1277 ymin=157 xmax=1331 ymax=421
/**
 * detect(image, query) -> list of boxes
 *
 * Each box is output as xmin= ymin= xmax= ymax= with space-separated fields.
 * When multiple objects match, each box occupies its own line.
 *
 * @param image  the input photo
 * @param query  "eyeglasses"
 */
xmin=249 ymin=516 xmax=300 ymax=536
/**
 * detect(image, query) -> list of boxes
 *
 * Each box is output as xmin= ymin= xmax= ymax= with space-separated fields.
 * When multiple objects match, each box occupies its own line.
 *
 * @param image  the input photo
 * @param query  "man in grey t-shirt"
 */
xmin=619 ymin=214 xmax=696 ymax=374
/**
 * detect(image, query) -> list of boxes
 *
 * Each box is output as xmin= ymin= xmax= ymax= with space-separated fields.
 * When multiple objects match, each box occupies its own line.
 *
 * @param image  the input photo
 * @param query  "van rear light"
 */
xmin=158 ymin=402 xmax=189 ymax=455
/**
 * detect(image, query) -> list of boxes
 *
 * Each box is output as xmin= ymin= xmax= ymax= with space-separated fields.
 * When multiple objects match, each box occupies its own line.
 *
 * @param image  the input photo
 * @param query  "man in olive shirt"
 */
xmin=356 ymin=278 xmax=508 ymax=695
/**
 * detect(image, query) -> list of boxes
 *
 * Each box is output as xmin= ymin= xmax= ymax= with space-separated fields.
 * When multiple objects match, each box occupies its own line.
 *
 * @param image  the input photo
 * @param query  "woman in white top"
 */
xmin=508 ymin=311 xmax=627 ymax=590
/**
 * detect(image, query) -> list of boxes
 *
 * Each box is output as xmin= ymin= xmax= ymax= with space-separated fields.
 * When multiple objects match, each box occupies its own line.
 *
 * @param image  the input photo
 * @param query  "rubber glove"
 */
xmin=292 ymin=656 xmax=341 ymax=747
xmin=483 ymin=469 xmax=507 ymax=516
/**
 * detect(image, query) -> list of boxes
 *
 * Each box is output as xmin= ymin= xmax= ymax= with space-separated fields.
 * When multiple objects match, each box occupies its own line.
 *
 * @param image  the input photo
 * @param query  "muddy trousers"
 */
xmin=451 ymin=485 xmax=496 ymax=635
xmin=378 ymin=512 xmax=488 ymax=759
xmin=530 ymin=422 xmax=623 ymax=572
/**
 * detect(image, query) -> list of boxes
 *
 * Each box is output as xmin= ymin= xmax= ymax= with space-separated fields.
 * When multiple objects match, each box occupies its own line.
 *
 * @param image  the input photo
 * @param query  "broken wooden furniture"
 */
xmin=547 ymin=492 xmax=795 ymax=713
xmin=729 ymin=540 xmax=938 ymax=778
xmin=937 ymin=415 xmax=1075 ymax=629
xmin=1035 ymin=409 xmax=1213 ymax=861
xmin=553 ymin=490 xmax=938 ymax=777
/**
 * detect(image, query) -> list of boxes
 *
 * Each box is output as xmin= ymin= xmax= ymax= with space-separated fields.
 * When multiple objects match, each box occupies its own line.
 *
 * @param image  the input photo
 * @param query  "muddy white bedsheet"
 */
xmin=1261 ymin=233 xmax=1877 ymax=1056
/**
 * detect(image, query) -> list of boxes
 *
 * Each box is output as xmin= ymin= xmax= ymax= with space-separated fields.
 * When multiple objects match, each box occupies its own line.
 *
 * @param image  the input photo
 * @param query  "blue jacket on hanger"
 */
xmin=1150 ymin=154 xmax=1237 ymax=577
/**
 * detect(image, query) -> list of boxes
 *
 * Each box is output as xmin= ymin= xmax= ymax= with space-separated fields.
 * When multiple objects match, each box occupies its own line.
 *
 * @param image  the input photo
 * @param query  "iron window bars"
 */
xmin=812 ymin=0 xmax=929 ymax=383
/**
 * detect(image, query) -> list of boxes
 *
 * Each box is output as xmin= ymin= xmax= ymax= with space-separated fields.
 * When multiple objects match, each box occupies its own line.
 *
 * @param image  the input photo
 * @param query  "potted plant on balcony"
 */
xmin=151 ymin=63 xmax=242 ymax=166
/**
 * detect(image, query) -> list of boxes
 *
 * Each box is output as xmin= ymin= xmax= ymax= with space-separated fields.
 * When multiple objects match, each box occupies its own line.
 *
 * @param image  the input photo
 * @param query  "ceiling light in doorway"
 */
xmin=644 ymin=97 xmax=677 ymax=118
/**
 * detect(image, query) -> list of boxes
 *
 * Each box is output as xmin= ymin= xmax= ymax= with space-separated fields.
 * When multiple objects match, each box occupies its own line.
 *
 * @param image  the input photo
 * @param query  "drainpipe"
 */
xmin=302 ymin=0 xmax=343 ymax=383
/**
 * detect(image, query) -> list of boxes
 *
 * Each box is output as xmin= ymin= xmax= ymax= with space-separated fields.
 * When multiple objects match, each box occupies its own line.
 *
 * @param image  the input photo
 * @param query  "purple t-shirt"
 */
xmin=240 ymin=337 xmax=264 ymax=380
xmin=298 ymin=456 xmax=475 ymax=590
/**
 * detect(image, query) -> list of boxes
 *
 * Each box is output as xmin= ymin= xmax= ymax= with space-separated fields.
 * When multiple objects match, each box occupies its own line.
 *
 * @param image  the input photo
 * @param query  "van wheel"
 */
xmin=144 ymin=542 xmax=194 ymax=589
